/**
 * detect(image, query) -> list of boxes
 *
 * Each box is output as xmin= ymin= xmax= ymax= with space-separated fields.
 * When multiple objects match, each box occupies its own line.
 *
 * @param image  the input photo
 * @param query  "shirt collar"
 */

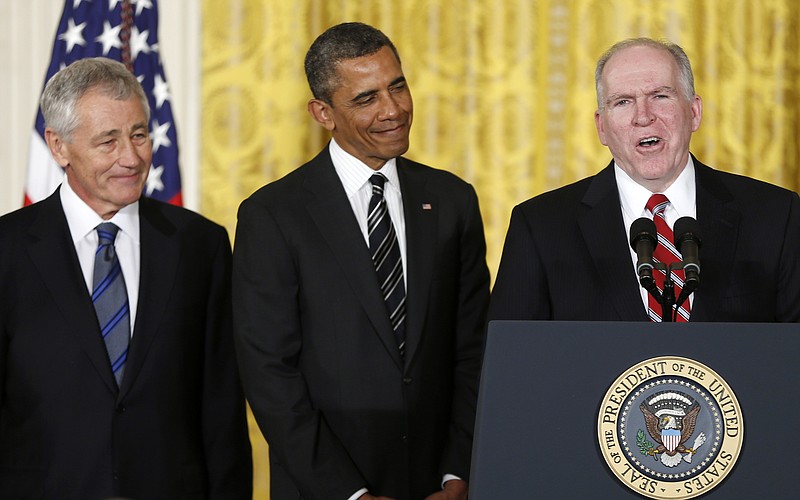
xmin=329 ymin=138 xmax=400 ymax=197
xmin=615 ymin=156 xmax=696 ymax=219
xmin=60 ymin=177 xmax=140 ymax=243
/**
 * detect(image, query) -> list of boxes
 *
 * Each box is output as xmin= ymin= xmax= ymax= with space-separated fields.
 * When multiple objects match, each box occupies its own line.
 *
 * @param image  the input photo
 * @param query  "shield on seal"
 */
xmin=662 ymin=428 xmax=681 ymax=453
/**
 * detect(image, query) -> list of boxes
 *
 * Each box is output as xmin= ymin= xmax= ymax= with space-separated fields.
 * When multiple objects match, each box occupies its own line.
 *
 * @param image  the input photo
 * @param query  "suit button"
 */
xmin=401 ymin=434 xmax=407 ymax=443
xmin=403 ymin=377 xmax=413 ymax=385
xmin=116 ymin=404 xmax=126 ymax=413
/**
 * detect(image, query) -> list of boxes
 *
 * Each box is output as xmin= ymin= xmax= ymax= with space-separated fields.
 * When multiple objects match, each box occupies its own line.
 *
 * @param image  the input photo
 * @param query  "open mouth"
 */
xmin=638 ymin=137 xmax=661 ymax=147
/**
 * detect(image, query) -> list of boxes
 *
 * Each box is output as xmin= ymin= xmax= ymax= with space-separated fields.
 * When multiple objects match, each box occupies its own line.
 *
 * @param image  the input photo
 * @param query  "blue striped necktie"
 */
xmin=92 ymin=222 xmax=130 ymax=386
xmin=367 ymin=174 xmax=407 ymax=357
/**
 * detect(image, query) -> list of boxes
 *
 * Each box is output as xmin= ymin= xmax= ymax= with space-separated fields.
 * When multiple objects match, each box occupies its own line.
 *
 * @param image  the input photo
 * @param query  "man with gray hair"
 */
xmin=0 ymin=57 xmax=252 ymax=498
xmin=233 ymin=22 xmax=489 ymax=500
xmin=489 ymin=37 xmax=800 ymax=323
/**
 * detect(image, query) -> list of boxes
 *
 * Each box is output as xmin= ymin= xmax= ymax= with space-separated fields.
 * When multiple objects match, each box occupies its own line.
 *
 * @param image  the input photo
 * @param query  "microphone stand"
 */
xmin=661 ymin=264 xmax=682 ymax=322
xmin=640 ymin=262 xmax=677 ymax=322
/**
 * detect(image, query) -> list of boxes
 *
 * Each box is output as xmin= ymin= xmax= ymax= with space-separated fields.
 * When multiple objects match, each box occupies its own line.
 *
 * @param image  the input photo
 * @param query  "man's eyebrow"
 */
xmin=605 ymin=92 xmax=632 ymax=104
xmin=352 ymin=89 xmax=378 ymax=103
xmin=351 ymin=76 xmax=407 ymax=103
xmin=89 ymin=122 xmax=148 ymax=142
xmin=90 ymin=129 xmax=122 ymax=142
xmin=648 ymin=86 xmax=678 ymax=95
xmin=605 ymin=86 xmax=678 ymax=104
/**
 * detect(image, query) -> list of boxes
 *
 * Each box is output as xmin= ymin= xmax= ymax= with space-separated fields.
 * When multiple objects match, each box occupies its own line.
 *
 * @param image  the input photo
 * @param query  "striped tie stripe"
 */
xmin=92 ymin=222 xmax=130 ymax=386
xmin=368 ymin=174 xmax=407 ymax=356
xmin=646 ymin=194 xmax=691 ymax=322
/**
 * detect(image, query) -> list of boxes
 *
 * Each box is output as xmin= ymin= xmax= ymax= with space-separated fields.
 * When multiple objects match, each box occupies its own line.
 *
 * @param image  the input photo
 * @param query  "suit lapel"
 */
xmin=579 ymin=164 xmax=650 ymax=321
xmin=690 ymin=159 xmax=740 ymax=321
xmin=397 ymin=159 xmax=436 ymax=365
xmin=27 ymin=190 xmax=119 ymax=393
xmin=304 ymin=151 xmax=404 ymax=368
xmin=119 ymin=198 xmax=180 ymax=397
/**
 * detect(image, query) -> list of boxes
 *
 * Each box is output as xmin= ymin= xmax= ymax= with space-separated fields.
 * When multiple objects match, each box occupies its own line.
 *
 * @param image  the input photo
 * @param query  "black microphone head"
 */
xmin=630 ymin=217 xmax=657 ymax=249
xmin=674 ymin=216 xmax=702 ymax=248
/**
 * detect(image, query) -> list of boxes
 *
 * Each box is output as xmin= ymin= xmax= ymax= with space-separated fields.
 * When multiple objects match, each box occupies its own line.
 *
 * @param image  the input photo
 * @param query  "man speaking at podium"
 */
xmin=489 ymin=38 xmax=800 ymax=323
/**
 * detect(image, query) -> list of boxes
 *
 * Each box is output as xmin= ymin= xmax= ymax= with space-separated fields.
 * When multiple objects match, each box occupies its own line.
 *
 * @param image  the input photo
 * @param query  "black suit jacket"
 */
xmin=232 ymin=148 xmax=490 ymax=500
xmin=489 ymin=157 xmax=800 ymax=322
xmin=0 ymin=190 xmax=252 ymax=499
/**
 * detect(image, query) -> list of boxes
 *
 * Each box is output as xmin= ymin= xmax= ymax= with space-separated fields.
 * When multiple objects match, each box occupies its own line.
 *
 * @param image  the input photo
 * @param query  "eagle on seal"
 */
xmin=640 ymin=391 xmax=704 ymax=467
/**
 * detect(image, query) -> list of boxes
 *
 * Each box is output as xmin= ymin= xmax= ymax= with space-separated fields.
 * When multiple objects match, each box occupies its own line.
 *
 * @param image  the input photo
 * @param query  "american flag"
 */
xmin=25 ymin=0 xmax=182 ymax=206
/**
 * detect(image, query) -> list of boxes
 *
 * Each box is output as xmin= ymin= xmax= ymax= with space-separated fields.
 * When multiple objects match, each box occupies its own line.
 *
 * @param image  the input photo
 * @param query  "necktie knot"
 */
xmin=96 ymin=223 xmax=120 ymax=260
xmin=646 ymin=194 xmax=670 ymax=216
xmin=369 ymin=173 xmax=387 ymax=197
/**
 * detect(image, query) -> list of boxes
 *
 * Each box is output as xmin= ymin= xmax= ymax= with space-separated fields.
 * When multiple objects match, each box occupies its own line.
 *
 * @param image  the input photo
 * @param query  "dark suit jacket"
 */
xmin=232 ymin=148 xmax=490 ymax=500
xmin=489 ymin=156 xmax=800 ymax=322
xmin=0 ymin=190 xmax=252 ymax=499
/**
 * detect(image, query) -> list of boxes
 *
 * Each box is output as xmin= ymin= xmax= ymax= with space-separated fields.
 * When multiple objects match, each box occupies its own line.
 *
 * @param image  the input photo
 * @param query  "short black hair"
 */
xmin=304 ymin=22 xmax=401 ymax=104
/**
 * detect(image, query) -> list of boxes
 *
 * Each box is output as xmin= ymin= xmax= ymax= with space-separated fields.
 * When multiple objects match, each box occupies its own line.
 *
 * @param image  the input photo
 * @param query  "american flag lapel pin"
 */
xmin=422 ymin=203 xmax=432 ymax=210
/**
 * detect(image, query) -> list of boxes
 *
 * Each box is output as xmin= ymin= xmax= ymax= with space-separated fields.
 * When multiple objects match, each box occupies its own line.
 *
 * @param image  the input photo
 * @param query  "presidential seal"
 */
xmin=597 ymin=357 xmax=743 ymax=499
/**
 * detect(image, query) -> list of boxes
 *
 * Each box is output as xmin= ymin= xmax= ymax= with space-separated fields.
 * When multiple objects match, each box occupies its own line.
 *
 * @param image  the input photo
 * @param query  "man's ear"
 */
xmin=307 ymin=99 xmax=335 ymax=131
xmin=44 ymin=128 xmax=70 ymax=167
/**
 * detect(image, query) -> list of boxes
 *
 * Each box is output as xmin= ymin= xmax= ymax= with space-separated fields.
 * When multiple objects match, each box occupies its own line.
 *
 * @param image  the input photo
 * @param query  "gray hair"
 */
xmin=41 ymin=57 xmax=150 ymax=141
xmin=304 ymin=22 xmax=401 ymax=105
xmin=595 ymin=38 xmax=695 ymax=110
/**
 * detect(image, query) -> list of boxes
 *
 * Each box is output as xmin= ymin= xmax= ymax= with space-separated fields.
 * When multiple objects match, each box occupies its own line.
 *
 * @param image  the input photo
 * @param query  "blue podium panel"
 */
xmin=470 ymin=321 xmax=800 ymax=499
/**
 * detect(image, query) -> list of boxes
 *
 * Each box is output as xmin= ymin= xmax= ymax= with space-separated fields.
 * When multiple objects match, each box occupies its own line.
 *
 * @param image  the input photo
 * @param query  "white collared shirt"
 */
xmin=329 ymin=138 xmax=407 ymax=284
xmin=616 ymin=157 xmax=697 ymax=310
xmin=60 ymin=178 xmax=140 ymax=334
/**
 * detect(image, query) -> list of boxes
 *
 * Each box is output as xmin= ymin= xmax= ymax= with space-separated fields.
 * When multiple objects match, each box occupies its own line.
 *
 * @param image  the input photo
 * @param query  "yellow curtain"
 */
xmin=201 ymin=1 xmax=800 ymax=497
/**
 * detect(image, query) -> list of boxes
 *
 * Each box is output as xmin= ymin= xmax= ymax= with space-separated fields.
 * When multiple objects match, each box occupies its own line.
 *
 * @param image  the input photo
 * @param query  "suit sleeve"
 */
xmin=777 ymin=191 xmax=800 ymax=322
xmin=488 ymin=204 xmax=552 ymax=320
xmin=232 ymin=198 xmax=366 ymax=500
xmin=441 ymin=184 xmax=491 ymax=480
xmin=201 ymin=227 xmax=253 ymax=498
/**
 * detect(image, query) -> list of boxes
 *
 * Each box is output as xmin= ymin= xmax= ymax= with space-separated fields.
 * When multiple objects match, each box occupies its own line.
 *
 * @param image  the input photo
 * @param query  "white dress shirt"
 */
xmin=616 ymin=157 xmax=697 ymax=311
xmin=60 ymin=178 xmax=140 ymax=334
xmin=329 ymin=138 xmax=407 ymax=285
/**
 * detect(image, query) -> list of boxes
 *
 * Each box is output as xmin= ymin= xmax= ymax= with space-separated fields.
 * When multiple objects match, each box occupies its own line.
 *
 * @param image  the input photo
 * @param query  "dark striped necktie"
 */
xmin=646 ymin=194 xmax=690 ymax=322
xmin=92 ymin=222 xmax=130 ymax=386
xmin=367 ymin=174 xmax=407 ymax=356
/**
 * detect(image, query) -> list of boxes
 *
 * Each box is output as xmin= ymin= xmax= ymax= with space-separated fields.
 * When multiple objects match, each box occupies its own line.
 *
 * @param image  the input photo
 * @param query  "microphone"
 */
xmin=674 ymin=217 xmax=701 ymax=288
xmin=630 ymin=217 xmax=658 ymax=286
xmin=674 ymin=217 xmax=701 ymax=308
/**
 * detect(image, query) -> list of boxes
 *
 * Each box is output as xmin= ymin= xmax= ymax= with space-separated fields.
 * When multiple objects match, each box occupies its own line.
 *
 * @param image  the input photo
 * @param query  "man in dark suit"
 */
xmin=0 ymin=58 xmax=252 ymax=498
xmin=232 ymin=22 xmax=490 ymax=500
xmin=489 ymin=37 xmax=800 ymax=322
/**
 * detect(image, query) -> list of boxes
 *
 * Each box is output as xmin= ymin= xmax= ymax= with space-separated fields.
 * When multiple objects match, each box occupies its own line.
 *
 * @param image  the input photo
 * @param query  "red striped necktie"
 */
xmin=646 ymin=194 xmax=690 ymax=322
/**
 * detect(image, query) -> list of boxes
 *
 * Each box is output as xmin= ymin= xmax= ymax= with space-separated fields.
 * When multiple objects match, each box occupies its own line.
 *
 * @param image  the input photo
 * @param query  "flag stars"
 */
xmin=130 ymin=26 xmax=151 ymax=60
xmin=152 ymin=74 xmax=171 ymax=109
xmin=146 ymin=165 xmax=165 ymax=195
xmin=150 ymin=120 xmax=172 ymax=153
xmin=59 ymin=18 xmax=87 ymax=53
xmin=95 ymin=21 xmax=122 ymax=55
xmin=133 ymin=0 xmax=155 ymax=15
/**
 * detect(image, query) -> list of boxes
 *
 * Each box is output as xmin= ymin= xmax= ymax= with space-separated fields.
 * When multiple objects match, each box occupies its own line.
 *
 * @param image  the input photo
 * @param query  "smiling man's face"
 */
xmin=595 ymin=44 xmax=702 ymax=192
xmin=308 ymin=45 xmax=413 ymax=170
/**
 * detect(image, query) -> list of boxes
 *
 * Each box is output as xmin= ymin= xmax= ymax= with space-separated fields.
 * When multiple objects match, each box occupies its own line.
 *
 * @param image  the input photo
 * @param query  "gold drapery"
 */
xmin=201 ymin=1 xmax=800 ymax=497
